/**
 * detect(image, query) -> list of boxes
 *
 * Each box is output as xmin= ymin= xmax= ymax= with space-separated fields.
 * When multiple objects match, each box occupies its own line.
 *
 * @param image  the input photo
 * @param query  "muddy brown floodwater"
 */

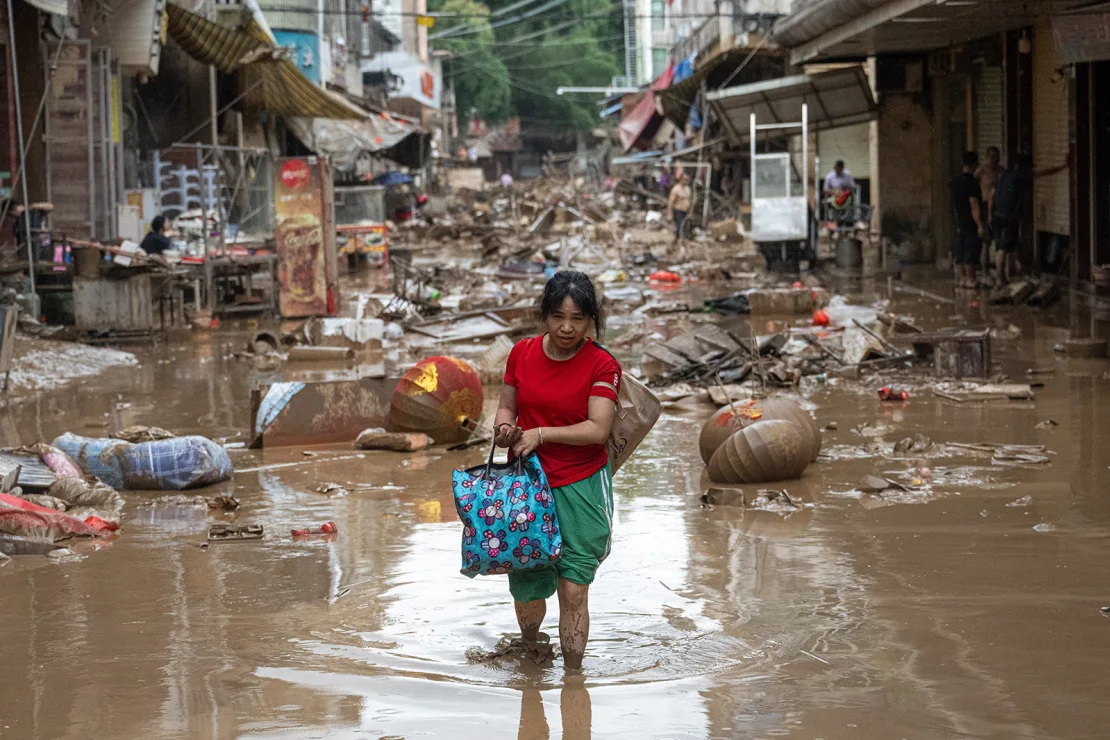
xmin=1 ymin=281 xmax=1110 ymax=739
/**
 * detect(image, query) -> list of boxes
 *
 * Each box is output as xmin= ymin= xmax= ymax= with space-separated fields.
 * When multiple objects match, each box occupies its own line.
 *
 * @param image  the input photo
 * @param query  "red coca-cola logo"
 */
xmin=281 ymin=160 xmax=311 ymax=190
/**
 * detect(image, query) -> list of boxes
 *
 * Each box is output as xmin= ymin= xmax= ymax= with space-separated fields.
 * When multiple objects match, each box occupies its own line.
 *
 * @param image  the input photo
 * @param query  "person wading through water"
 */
xmin=494 ymin=270 xmax=621 ymax=671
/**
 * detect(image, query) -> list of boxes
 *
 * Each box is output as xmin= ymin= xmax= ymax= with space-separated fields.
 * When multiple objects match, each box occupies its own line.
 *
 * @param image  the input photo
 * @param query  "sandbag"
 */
xmin=707 ymin=420 xmax=809 ymax=484
xmin=52 ymin=433 xmax=233 ymax=490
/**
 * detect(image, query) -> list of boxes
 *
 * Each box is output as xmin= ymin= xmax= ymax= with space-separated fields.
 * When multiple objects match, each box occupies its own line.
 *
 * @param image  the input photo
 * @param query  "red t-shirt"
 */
xmin=504 ymin=336 xmax=622 ymax=487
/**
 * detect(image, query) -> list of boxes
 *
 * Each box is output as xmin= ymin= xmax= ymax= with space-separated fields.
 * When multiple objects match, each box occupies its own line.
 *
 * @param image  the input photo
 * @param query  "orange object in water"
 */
xmin=878 ymin=386 xmax=910 ymax=401
xmin=648 ymin=270 xmax=682 ymax=284
xmin=292 ymin=521 xmax=338 ymax=537
xmin=812 ymin=310 xmax=830 ymax=326
xmin=390 ymin=356 xmax=484 ymax=444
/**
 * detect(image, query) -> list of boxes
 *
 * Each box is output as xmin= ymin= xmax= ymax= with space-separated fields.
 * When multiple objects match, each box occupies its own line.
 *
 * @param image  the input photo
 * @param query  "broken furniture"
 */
xmin=911 ymin=329 xmax=991 ymax=379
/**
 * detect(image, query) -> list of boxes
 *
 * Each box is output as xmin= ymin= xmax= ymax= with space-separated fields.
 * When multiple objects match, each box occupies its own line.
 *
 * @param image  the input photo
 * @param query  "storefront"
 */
xmin=1053 ymin=12 xmax=1110 ymax=291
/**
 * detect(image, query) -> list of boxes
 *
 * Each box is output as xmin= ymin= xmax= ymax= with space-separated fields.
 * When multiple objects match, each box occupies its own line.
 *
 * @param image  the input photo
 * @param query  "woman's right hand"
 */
xmin=495 ymin=424 xmax=523 ymax=449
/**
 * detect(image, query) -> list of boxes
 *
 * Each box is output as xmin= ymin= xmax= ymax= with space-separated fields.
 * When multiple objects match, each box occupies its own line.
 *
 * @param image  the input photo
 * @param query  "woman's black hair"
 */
xmin=151 ymin=214 xmax=166 ymax=233
xmin=539 ymin=270 xmax=603 ymax=338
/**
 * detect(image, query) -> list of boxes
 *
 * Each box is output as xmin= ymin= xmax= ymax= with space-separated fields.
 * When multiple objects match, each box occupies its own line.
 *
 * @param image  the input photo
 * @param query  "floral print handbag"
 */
xmin=452 ymin=442 xmax=562 ymax=577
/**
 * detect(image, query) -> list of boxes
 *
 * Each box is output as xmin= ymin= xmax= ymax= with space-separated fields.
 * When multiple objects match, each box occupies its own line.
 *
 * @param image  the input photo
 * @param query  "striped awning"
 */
xmin=166 ymin=4 xmax=364 ymax=120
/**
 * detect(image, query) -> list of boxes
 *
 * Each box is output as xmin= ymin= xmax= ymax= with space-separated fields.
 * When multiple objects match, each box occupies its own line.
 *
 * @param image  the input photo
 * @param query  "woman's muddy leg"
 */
xmin=515 ymin=599 xmax=547 ymax=641
xmin=557 ymin=578 xmax=590 ymax=669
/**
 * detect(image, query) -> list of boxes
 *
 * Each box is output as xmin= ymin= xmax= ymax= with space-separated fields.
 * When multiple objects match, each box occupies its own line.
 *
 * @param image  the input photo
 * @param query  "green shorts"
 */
xmin=508 ymin=463 xmax=614 ymax=603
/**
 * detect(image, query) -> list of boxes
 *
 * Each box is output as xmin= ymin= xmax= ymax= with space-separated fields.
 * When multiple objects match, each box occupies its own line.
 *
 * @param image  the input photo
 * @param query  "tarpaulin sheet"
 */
xmin=618 ymin=62 xmax=675 ymax=153
xmin=285 ymin=115 xmax=422 ymax=172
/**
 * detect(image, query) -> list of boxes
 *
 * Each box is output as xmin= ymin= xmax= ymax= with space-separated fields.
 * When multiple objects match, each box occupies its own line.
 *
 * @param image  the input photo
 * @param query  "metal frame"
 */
xmin=155 ymin=143 xmax=276 ymax=311
xmin=749 ymin=103 xmax=810 ymax=243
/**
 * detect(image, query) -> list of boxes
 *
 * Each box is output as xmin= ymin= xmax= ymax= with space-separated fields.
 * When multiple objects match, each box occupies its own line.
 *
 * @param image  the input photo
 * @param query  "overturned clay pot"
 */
xmin=707 ymin=419 xmax=809 ymax=484
xmin=698 ymin=401 xmax=764 ymax=464
xmin=699 ymin=398 xmax=822 ymax=465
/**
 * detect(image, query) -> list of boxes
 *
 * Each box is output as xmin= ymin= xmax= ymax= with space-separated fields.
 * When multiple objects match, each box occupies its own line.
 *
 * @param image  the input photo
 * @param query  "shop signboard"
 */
xmin=1052 ymin=13 xmax=1110 ymax=64
xmin=363 ymin=51 xmax=440 ymax=109
xmin=274 ymin=157 xmax=338 ymax=317
xmin=274 ymin=29 xmax=321 ymax=84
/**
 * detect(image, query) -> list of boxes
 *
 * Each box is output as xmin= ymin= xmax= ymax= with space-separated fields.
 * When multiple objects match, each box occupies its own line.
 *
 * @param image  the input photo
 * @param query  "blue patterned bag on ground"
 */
xmin=452 ymin=443 xmax=562 ymax=577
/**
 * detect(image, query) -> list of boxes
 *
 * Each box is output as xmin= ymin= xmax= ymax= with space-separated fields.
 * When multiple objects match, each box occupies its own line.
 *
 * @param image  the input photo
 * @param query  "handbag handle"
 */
xmin=483 ymin=436 xmax=529 ymax=480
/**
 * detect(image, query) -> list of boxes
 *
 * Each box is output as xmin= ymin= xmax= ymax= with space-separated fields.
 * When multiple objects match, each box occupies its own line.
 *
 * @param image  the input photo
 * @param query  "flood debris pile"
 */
xmin=0 ymin=442 xmax=123 ymax=555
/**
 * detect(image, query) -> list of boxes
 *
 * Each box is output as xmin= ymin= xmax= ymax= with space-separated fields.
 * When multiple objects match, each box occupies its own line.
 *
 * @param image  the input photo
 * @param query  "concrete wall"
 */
xmin=877 ymin=92 xmax=934 ymax=262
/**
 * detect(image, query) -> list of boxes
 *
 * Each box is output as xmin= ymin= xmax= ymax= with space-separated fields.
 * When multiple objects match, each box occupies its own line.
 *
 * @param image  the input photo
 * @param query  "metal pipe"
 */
xmin=7 ymin=0 xmax=34 ymax=300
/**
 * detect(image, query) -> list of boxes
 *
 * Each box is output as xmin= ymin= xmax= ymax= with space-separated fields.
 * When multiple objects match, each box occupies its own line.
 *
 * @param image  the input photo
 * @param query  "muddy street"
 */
xmin=0 ymin=281 xmax=1105 ymax=740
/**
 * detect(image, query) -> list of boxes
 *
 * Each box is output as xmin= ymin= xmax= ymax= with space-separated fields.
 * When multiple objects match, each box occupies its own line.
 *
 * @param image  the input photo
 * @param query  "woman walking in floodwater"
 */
xmin=493 ymin=270 xmax=621 ymax=670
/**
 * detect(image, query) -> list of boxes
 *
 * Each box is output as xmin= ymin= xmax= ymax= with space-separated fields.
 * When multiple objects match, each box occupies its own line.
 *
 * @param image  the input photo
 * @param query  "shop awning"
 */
xmin=656 ymin=49 xmax=786 ymax=128
xmin=772 ymin=0 xmax=1089 ymax=63
xmin=166 ymin=3 xmax=363 ymax=120
xmin=706 ymin=67 xmax=876 ymax=144
xmin=618 ymin=62 xmax=675 ymax=153
xmin=23 ymin=0 xmax=66 ymax=15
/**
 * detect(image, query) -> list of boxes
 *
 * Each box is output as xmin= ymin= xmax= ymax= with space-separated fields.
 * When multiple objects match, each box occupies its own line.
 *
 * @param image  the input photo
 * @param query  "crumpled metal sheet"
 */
xmin=286 ymin=117 xmax=420 ymax=172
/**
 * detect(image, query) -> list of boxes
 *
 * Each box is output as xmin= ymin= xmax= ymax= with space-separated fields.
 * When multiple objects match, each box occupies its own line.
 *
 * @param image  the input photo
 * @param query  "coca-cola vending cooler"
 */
xmin=274 ymin=156 xmax=338 ymax=317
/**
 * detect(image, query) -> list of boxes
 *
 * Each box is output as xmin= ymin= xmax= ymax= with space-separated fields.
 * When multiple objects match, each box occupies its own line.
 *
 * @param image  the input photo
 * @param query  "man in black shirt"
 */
xmin=950 ymin=151 xmax=985 ymax=288
xmin=140 ymin=214 xmax=172 ymax=255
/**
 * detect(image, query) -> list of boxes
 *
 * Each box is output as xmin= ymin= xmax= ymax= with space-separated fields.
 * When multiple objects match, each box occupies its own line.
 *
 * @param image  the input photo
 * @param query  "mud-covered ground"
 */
xmin=0 ymin=275 xmax=1108 ymax=739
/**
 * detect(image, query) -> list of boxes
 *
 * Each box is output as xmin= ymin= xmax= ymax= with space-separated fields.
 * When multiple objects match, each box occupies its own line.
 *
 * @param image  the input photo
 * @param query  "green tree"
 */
xmin=432 ymin=0 xmax=513 ymax=128
xmin=432 ymin=0 xmax=621 ymax=130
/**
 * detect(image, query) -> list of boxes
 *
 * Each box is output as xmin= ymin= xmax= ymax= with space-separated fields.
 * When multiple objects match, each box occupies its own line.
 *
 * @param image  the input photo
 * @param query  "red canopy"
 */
xmin=618 ymin=62 xmax=675 ymax=152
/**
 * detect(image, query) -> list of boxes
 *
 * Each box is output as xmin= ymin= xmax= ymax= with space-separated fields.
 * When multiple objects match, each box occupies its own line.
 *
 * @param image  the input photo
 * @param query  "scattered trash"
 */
xmin=648 ymin=270 xmax=681 ymax=285
xmin=206 ymin=495 xmax=241 ymax=511
xmin=314 ymin=482 xmax=349 ymax=497
xmin=112 ymin=426 xmax=176 ymax=443
xmin=893 ymin=434 xmax=933 ymax=455
xmin=1034 ymin=420 xmax=1059 ymax=430
xmin=0 ymin=492 xmax=109 ymax=540
xmin=857 ymin=475 xmax=908 ymax=493
xmin=208 ymin=523 xmax=264 ymax=541
xmin=1007 ymin=496 xmax=1033 ymax=507
xmin=355 ymin=428 xmax=433 ymax=452
xmin=291 ymin=521 xmax=338 ymax=537
xmin=933 ymin=383 xmax=1034 ymax=403
xmin=812 ymin=310 xmax=830 ymax=326
xmin=878 ymin=386 xmax=910 ymax=401
xmin=1033 ymin=523 xmax=1057 ymax=533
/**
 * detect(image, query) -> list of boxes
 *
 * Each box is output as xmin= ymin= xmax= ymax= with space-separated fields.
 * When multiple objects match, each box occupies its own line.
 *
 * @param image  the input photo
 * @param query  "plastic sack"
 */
xmin=0 ymin=492 xmax=104 ymax=540
xmin=47 ymin=478 xmax=124 ymax=512
xmin=452 ymin=445 xmax=561 ymax=577
xmin=8 ymin=443 xmax=84 ymax=479
xmin=52 ymin=433 xmax=233 ymax=490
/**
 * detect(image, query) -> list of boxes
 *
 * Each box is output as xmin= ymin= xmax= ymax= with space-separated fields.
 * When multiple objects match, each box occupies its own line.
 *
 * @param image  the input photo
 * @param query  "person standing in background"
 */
xmin=990 ymin=153 xmax=1038 ymax=286
xmin=975 ymin=146 xmax=1002 ymax=277
xmin=667 ymin=174 xmax=692 ymax=246
xmin=950 ymin=151 xmax=986 ymax=289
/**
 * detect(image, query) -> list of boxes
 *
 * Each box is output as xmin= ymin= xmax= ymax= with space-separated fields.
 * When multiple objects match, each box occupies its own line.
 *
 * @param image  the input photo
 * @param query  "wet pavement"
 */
xmin=1 ymin=279 xmax=1109 ymax=739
